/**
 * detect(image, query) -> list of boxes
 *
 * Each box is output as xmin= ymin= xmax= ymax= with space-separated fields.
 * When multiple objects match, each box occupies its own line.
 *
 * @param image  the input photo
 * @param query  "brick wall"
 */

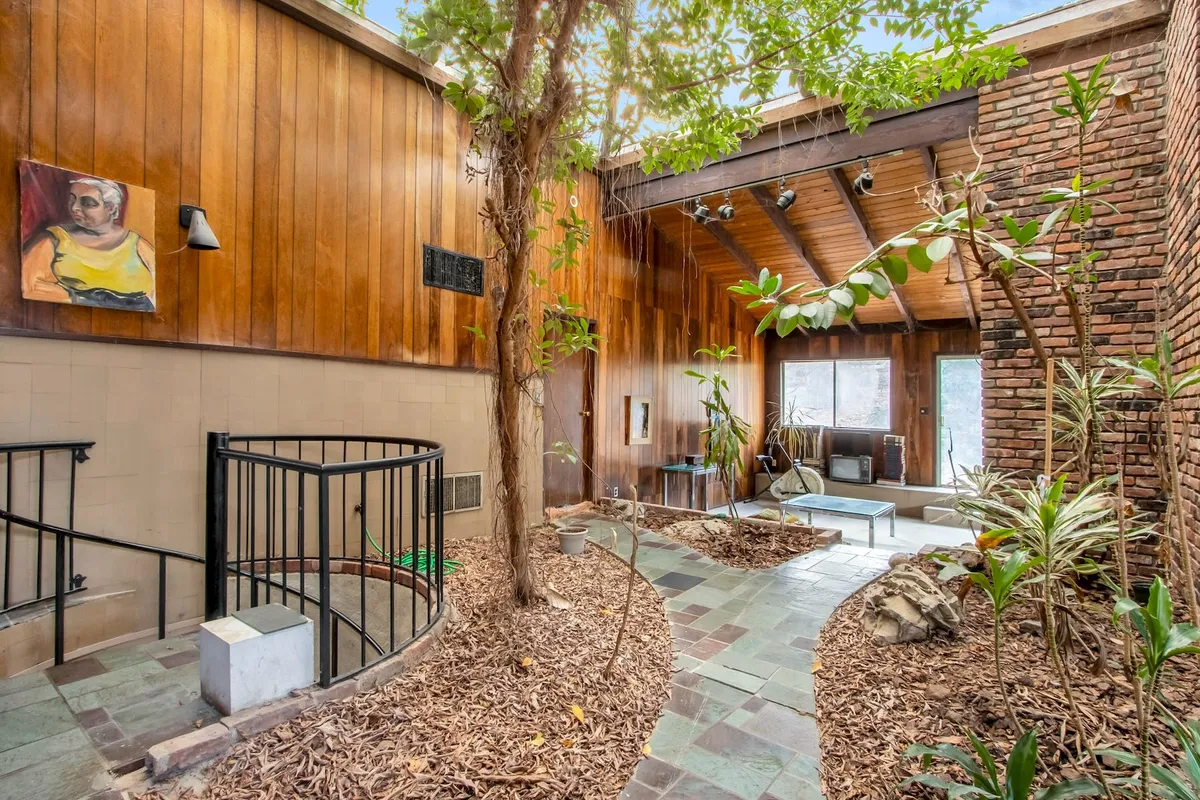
xmin=976 ymin=34 xmax=1168 ymax=573
xmin=1165 ymin=0 xmax=1200 ymax=579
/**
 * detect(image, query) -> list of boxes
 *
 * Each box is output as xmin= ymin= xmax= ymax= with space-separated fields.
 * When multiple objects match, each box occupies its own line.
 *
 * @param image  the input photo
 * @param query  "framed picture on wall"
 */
xmin=625 ymin=395 xmax=652 ymax=445
xmin=19 ymin=160 xmax=157 ymax=312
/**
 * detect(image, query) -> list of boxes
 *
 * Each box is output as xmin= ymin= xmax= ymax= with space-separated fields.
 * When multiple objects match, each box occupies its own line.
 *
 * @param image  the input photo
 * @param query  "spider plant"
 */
xmin=1051 ymin=360 xmax=1126 ymax=482
xmin=902 ymin=727 xmax=1099 ymax=800
xmin=956 ymin=475 xmax=1125 ymax=798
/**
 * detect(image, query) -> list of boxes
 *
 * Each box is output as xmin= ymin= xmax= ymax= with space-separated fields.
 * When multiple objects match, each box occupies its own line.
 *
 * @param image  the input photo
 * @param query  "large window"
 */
xmin=781 ymin=359 xmax=891 ymax=430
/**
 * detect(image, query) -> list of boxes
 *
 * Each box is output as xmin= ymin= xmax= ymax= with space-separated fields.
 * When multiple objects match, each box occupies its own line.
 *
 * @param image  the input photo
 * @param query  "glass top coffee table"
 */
xmin=779 ymin=494 xmax=896 ymax=548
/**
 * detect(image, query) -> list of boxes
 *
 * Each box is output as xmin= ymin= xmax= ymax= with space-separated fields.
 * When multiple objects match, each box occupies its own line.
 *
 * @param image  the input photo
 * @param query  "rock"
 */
xmin=860 ymin=563 xmax=963 ymax=646
xmin=888 ymin=552 xmax=912 ymax=568
xmin=925 ymin=684 xmax=953 ymax=701
xmin=659 ymin=518 xmax=730 ymax=540
xmin=610 ymin=499 xmax=646 ymax=522
xmin=1018 ymin=619 xmax=1043 ymax=636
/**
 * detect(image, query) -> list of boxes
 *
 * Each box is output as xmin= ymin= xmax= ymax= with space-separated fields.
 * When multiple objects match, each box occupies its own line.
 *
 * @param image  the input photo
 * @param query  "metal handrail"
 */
xmin=206 ymin=432 xmax=447 ymax=686
xmin=0 ymin=440 xmax=95 ymax=455
xmin=217 ymin=435 xmax=445 ymax=476
xmin=0 ymin=510 xmax=204 ymax=564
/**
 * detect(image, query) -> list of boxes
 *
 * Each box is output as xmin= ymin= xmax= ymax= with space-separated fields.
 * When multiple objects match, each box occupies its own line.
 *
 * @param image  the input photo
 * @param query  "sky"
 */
xmin=363 ymin=0 xmax=1069 ymax=45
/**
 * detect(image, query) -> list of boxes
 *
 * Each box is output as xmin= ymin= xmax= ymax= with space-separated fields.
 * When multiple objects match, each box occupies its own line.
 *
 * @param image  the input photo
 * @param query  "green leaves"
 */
xmin=902 ymin=728 xmax=1099 ymax=800
xmin=880 ymin=255 xmax=908 ymax=285
xmin=968 ymin=550 xmax=1042 ymax=615
xmin=927 ymin=236 xmax=954 ymax=263
xmin=1114 ymin=576 xmax=1200 ymax=680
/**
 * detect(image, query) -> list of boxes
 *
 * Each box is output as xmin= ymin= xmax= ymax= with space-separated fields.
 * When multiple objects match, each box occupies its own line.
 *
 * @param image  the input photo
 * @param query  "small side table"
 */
xmin=661 ymin=464 xmax=720 ymax=511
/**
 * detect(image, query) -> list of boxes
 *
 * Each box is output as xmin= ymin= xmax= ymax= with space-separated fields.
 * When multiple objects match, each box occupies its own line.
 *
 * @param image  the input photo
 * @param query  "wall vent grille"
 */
xmin=423 ymin=472 xmax=483 ymax=516
xmin=422 ymin=244 xmax=484 ymax=296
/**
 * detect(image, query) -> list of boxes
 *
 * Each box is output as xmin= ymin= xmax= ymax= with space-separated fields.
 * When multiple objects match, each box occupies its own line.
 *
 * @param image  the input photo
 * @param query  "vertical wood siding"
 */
xmin=0 ymin=0 xmax=766 ymax=505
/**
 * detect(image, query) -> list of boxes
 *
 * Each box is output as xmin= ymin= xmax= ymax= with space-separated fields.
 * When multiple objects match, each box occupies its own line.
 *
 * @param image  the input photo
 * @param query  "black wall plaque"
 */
xmin=422 ymin=244 xmax=484 ymax=296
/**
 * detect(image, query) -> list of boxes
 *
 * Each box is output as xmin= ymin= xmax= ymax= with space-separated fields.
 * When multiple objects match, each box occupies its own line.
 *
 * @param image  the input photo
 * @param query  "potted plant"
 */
xmin=555 ymin=523 xmax=588 ymax=555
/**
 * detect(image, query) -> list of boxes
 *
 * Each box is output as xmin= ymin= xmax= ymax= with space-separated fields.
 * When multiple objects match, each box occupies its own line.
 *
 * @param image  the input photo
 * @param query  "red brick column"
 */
xmin=975 ymin=38 xmax=1168 ymax=574
xmin=1164 ymin=0 xmax=1200 ymax=585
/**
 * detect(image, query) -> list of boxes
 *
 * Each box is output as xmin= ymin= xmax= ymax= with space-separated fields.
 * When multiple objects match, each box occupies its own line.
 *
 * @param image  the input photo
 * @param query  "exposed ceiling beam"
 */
xmin=918 ymin=146 xmax=978 ymax=329
xmin=826 ymin=167 xmax=917 ymax=332
xmin=748 ymin=185 xmax=862 ymax=334
xmin=695 ymin=220 xmax=811 ymax=337
xmin=607 ymin=97 xmax=978 ymax=215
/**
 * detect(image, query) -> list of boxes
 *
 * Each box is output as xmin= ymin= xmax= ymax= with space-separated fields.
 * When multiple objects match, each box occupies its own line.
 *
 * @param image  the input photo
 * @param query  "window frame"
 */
xmin=779 ymin=357 xmax=892 ymax=432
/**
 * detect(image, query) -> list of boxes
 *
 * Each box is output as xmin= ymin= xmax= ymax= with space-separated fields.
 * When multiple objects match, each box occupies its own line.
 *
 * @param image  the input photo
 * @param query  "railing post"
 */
xmin=205 ymin=432 xmax=230 ymax=621
xmin=54 ymin=531 xmax=65 ymax=665
xmin=318 ymin=473 xmax=332 ymax=687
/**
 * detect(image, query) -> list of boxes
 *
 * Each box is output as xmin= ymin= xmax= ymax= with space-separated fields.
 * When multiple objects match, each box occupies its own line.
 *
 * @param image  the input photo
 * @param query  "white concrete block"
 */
xmin=199 ymin=609 xmax=314 ymax=715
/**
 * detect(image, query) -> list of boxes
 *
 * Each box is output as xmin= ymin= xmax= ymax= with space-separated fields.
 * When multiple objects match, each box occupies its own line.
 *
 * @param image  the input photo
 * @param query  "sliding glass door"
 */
xmin=936 ymin=355 xmax=983 ymax=486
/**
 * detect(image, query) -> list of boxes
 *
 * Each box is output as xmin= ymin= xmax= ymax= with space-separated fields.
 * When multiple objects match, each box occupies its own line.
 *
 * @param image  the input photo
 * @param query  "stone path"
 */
xmin=0 ymin=634 xmax=213 ymax=800
xmin=576 ymin=515 xmax=891 ymax=800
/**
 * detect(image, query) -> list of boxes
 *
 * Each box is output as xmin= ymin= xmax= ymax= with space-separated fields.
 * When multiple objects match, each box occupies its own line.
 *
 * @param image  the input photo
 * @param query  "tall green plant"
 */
xmin=956 ymin=475 xmax=1124 ymax=799
xmin=903 ymin=727 xmax=1098 ymax=800
xmin=1108 ymin=336 xmax=1200 ymax=628
xmin=686 ymin=345 xmax=751 ymax=535
xmin=1105 ymin=578 xmax=1200 ymax=800
xmin=966 ymin=550 xmax=1042 ymax=736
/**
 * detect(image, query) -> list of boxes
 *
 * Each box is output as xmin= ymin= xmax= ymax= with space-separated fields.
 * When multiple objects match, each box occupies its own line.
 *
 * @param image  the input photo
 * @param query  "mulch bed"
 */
xmin=814 ymin=568 xmax=1200 ymax=799
xmin=196 ymin=528 xmax=672 ymax=799
xmin=639 ymin=506 xmax=824 ymax=570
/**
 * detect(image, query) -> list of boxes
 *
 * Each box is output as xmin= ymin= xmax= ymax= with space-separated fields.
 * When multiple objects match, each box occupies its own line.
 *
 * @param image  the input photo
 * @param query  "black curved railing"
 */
xmin=1 ymin=441 xmax=205 ymax=665
xmin=204 ymin=433 xmax=446 ymax=687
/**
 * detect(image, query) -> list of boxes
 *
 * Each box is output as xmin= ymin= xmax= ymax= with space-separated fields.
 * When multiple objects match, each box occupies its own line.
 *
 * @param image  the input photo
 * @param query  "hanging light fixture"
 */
xmin=852 ymin=160 xmax=874 ymax=196
xmin=775 ymin=178 xmax=795 ymax=211
xmin=692 ymin=199 xmax=712 ymax=224
xmin=717 ymin=191 xmax=735 ymax=221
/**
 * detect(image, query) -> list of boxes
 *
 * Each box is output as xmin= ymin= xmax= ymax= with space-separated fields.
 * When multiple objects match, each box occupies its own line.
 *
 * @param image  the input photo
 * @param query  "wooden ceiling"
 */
xmin=647 ymin=138 xmax=983 ymax=331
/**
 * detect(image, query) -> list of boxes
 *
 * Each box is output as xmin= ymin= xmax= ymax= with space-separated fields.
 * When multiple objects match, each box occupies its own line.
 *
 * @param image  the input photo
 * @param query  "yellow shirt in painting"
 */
xmin=46 ymin=225 xmax=155 ymax=301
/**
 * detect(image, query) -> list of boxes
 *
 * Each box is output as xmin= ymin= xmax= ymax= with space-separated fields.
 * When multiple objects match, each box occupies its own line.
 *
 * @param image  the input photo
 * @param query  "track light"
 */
xmin=717 ymin=191 xmax=735 ymax=221
xmin=776 ymin=179 xmax=795 ymax=211
xmin=692 ymin=199 xmax=712 ymax=224
xmin=852 ymin=160 xmax=874 ymax=196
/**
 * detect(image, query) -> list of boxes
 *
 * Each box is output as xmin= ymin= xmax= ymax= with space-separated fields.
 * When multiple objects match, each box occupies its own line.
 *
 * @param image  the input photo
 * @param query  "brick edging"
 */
xmin=144 ymin=594 xmax=455 ymax=781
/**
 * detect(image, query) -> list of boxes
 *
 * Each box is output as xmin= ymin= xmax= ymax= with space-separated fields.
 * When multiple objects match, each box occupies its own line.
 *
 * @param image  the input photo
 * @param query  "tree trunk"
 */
xmin=492 ymin=158 xmax=540 ymax=606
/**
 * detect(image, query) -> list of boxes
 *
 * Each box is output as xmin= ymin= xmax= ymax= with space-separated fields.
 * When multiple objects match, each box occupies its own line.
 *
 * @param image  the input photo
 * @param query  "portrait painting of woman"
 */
xmin=19 ymin=160 xmax=156 ymax=312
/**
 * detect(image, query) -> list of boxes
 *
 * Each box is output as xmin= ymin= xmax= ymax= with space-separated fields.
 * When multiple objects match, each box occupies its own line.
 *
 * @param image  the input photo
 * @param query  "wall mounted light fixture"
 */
xmin=692 ymin=199 xmax=712 ymax=224
xmin=179 ymin=205 xmax=220 ymax=250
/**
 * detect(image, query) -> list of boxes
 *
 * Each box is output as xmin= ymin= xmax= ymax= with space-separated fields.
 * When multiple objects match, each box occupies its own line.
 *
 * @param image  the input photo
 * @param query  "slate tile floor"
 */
xmin=0 ymin=634 xmax=216 ymax=800
xmin=577 ymin=515 xmax=891 ymax=800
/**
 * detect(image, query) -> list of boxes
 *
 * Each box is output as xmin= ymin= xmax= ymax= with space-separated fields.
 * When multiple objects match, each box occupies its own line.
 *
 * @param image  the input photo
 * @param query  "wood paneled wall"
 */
xmin=0 ymin=0 xmax=766 ymax=507
xmin=585 ymin=221 xmax=766 ymax=503
xmin=0 ymin=0 xmax=488 ymax=365
xmin=765 ymin=328 xmax=978 ymax=486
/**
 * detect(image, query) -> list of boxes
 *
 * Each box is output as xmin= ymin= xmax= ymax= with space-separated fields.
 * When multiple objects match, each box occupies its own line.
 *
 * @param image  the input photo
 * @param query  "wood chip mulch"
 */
xmin=197 ymin=528 xmax=672 ymax=799
xmin=639 ymin=506 xmax=823 ymax=570
xmin=815 ymin=572 xmax=1200 ymax=799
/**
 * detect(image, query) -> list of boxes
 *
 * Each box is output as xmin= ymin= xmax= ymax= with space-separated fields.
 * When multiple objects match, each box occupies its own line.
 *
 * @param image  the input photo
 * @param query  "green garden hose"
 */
xmin=363 ymin=524 xmax=462 ymax=576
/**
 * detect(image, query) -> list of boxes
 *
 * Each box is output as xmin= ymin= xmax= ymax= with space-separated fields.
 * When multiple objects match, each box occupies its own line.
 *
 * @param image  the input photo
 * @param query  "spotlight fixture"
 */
xmin=775 ymin=179 xmax=796 ymax=211
xmin=692 ymin=199 xmax=712 ymax=224
xmin=717 ymin=191 xmax=735 ymax=221
xmin=852 ymin=160 xmax=874 ymax=196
